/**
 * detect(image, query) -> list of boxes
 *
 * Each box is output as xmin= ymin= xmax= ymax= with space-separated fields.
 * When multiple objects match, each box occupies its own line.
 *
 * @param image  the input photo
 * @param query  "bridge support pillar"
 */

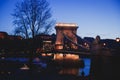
xmin=55 ymin=23 xmax=78 ymax=50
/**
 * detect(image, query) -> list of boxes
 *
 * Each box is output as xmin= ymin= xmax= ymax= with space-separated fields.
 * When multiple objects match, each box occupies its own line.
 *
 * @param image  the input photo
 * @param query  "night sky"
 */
xmin=0 ymin=0 xmax=120 ymax=39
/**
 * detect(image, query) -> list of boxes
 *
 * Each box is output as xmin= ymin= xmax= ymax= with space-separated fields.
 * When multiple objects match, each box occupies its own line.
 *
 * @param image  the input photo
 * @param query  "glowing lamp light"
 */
xmin=103 ymin=43 xmax=106 ymax=46
xmin=84 ymin=42 xmax=87 ymax=46
xmin=116 ymin=38 xmax=120 ymax=42
xmin=47 ymin=53 xmax=52 ymax=56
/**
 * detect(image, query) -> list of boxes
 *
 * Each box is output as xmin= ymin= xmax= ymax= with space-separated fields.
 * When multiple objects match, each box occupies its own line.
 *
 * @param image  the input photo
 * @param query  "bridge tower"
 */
xmin=54 ymin=23 xmax=81 ymax=65
xmin=55 ymin=23 xmax=78 ymax=50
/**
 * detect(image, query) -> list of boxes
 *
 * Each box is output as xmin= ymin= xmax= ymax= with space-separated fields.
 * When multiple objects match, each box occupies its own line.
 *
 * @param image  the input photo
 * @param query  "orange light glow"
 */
xmin=54 ymin=53 xmax=79 ymax=60
xmin=55 ymin=44 xmax=63 ymax=49
xmin=47 ymin=53 xmax=52 ymax=56
xmin=41 ymin=53 xmax=46 ymax=56
xmin=54 ymin=53 xmax=63 ymax=60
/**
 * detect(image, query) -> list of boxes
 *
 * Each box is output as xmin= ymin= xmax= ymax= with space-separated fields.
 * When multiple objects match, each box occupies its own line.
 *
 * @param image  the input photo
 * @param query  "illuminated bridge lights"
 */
xmin=56 ymin=23 xmax=78 ymax=27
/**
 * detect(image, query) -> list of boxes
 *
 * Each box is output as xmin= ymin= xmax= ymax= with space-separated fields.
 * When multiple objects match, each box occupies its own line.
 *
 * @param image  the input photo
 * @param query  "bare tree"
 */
xmin=12 ymin=0 xmax=54 ymax=38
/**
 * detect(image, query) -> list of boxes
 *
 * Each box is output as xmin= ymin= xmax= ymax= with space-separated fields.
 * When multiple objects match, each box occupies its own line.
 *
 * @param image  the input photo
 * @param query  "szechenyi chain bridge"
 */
xmin=0 ymin=23 xmax=120 ymax=80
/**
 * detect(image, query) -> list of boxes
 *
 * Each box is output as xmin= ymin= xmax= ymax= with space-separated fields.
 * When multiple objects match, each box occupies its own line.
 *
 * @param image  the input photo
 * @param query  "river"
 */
xmin=0 ymin=52 xmax=120 ymax=80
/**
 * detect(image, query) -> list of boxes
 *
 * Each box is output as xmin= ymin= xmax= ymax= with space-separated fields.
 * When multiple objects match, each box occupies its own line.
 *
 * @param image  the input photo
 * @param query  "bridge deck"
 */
xmin=0 ymin=49 xmax=118 ymax=58
xmin=40 ymin=49 xmax=115 ymax=58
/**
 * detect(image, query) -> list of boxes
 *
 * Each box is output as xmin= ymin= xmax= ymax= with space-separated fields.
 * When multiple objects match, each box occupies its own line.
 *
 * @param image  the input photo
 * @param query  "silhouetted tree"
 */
xmin=12 ymin=0 xmax=54 ymax=38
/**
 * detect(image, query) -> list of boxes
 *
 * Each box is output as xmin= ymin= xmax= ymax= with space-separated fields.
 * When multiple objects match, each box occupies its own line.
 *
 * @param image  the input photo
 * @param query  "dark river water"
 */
xmin=80 ymin=58 xmax=91 ymax=76
xmin=0 ymin=52 xmax=120 ymax=80
xmin=1 ymin=57 xmax=91 ymax=76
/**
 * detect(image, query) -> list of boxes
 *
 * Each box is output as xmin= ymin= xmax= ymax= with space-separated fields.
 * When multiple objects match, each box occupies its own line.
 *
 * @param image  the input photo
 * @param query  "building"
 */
xmin=0 ymin=32 xmax=8 ymax=39
xmin=35 ymin=34 xmax=54 ymax=52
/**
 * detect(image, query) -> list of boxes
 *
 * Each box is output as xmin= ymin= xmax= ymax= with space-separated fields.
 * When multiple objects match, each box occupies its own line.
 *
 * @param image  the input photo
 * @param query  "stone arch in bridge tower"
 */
xmin=55 ymin=23 xmax=78 ymax=50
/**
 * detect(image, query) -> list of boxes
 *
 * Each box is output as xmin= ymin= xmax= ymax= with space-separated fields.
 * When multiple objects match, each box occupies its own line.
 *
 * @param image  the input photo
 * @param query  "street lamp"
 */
xmin=116 ymin=38 xmax=120 ymax=42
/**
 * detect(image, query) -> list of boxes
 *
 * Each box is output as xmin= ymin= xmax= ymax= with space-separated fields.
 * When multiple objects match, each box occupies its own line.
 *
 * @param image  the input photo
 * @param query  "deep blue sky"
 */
xmin=0 ymin=0 xmax=120 ymax=39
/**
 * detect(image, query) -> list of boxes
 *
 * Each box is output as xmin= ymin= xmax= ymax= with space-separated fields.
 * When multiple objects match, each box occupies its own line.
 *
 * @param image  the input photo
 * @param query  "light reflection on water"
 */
xmin=59 ymin=58 xmax=91 ymax=76
xmin=59 ymin=68 xmax=79 ymax=75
